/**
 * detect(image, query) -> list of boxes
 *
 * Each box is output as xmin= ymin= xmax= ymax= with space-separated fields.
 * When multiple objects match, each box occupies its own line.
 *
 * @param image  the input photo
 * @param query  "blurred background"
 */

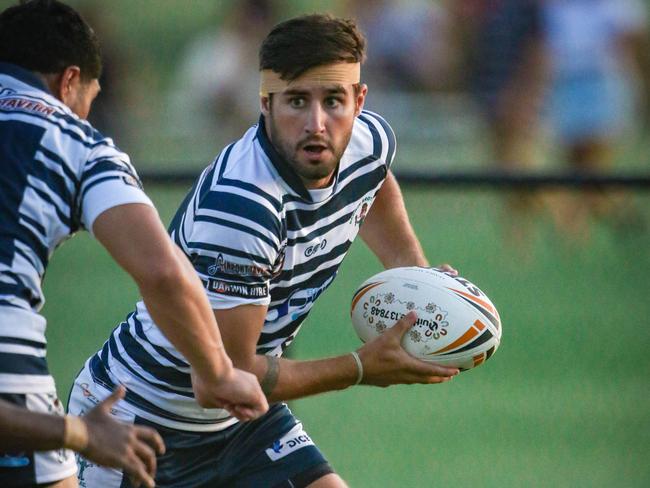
xmin=2 ymin=0 xmax=648 ymax=486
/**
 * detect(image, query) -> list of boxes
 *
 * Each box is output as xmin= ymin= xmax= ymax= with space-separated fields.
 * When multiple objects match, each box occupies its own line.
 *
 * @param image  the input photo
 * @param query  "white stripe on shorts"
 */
xmin=27 ymin=392 xmax=77 ymax=484
xmin=68 ymin=366 xmax=135 ymax=488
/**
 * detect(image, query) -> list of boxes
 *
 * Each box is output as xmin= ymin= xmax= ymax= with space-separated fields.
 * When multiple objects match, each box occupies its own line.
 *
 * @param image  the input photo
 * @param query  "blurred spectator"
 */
xmin=454 ymin=0 xmax=548 ymax=245
xmin=77 ymin=5 xmax=158 ymax=156
xmin=169 ymin=0 xmax=275 ymax=148
xmin=353 ymin=0 xmax=458 ymax=92
xmin=541 ymin=0 xmax=650 ymax=237
xmin=77 ymin=6 xmax=129 ymax=143
xmin=460 ymin=0 xmax=547 ymax=170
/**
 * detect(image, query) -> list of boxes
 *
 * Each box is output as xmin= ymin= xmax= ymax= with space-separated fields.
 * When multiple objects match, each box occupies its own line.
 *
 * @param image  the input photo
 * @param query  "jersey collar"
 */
xmin=255 ymin=115 xmax=319 ymax=202
xmin=0 ymin=62 xmax=50 ymax=93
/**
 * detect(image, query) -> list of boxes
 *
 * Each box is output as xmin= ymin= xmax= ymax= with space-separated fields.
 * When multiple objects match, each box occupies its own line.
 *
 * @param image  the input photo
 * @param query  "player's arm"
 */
xmin=215 ymin=306 xmax=459 ymax=403
xmin=359 ymin=171 xmax=457 ymax=275
xmin=92 ymin=203 xmax=268 ymax=419
xmin=0 ymin=398 xmax=63 ymax=451
xmin=359 ymin=170 xmax=428 ymax=268
xmin=0 ymin=387 xmax=163 ymax=488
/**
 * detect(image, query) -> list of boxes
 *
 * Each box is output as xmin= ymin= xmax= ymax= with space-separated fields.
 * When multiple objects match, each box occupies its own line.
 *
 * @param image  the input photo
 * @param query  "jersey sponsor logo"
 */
xmin=0 ymin=97 xmax=56 ymax=116
xmin=207 ymin=253 xmax=268 ymax=277
xmin=265 ymin=423 xmax=314 ymax=461
xmin=350 ymin=195 xmax=374 ymax=226
xmin=304 ymin=239 xmax=327 ymax=258
xmin=121 ymin=174 xmax=143 ymax=190
xmin=207 ymin=278 xmax=269 ymax=298
xmin=267 ymin=275 xmax=335 ymax=322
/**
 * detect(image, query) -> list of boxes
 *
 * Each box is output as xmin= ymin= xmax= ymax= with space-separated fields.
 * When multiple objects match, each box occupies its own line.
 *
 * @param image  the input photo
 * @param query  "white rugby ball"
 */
xmin=350 ymin=267 xmax=501 ymax=371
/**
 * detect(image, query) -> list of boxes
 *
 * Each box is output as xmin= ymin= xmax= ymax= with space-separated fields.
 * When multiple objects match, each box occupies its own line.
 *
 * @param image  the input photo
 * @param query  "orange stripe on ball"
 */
xmin=473 ymin=319 xmax=486 ymax=331
xmin=429 ymin=325 xmax=479 ymax=354
xmin=350 ymin=282 xmax=384 ymax=312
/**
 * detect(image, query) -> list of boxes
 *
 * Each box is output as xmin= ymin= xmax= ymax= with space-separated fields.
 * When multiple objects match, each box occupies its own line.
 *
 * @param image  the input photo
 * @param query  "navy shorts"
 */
xmin=146 ymin=403 xmax=332 ymax=487
xmin=73 ymin=399 xmax=333 ymax=488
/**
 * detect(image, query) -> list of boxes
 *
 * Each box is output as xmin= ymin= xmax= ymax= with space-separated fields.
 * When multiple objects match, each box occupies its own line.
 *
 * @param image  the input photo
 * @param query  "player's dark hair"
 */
xmin=0 ymin=0 xmax=101 ymax=81
xmin=259 ymin=13 xmax=366 ymax=80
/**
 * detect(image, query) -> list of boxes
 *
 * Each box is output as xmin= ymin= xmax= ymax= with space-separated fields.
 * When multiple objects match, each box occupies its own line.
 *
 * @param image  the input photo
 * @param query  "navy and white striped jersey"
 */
xmin=88 ymin=110 xmax=396 ymax=431
xmin=0 ymin=63 xmax=153 ymax=394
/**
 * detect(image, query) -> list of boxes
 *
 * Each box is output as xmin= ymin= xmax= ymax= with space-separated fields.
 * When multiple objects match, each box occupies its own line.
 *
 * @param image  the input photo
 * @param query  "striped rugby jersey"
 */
xmin=0 ymin=63 xmax=153 ymax=394
xmin=88 ymin=110 xmax=396 ymax=431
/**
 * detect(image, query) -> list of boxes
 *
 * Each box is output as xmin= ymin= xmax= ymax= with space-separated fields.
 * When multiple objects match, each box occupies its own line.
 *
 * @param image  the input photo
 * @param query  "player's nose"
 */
xmin=304 ymin=101 xmax=326 ymax=134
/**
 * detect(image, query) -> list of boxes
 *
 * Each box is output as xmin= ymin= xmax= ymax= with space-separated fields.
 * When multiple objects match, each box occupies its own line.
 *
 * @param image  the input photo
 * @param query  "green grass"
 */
xmin=42 ymin=185 xmax=650 ymax=487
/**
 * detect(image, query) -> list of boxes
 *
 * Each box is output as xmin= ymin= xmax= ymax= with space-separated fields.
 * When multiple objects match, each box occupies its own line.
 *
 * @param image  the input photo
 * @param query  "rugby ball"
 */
xmin=350 ymin=267 xmax=501 ymax=371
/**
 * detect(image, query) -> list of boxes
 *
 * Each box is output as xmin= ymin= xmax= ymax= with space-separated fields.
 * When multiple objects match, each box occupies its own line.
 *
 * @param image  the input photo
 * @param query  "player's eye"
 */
xmin=289 ymin=97 xmax=305 ymax=108
xmin=324 ymin=97 xmax=342 ymax=108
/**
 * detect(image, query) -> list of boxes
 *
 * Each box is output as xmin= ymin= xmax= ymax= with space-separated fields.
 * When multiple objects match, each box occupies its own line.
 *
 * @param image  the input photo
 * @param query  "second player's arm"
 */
xmin=93 ymin=203 xmax=267 ymax=417
xmin=215 ymin=305 xmax=458 ymax=403
xmin=0 ymin=387 xmax=164 ymax=488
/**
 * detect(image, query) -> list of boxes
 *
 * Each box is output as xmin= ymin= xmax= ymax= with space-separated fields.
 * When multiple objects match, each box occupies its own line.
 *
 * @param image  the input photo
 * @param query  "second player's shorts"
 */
xmin=69 ymin=364 xmax=334 ymax=488
xmin=0 ymin=392 xmax=77 ymax=487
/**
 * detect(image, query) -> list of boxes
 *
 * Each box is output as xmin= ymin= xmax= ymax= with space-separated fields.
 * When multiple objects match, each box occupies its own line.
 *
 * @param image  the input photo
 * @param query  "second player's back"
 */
xmin=0 ymin=61 xmax=152 ymax=397
xmin=0 ymin=63 xmax=143 ymax=317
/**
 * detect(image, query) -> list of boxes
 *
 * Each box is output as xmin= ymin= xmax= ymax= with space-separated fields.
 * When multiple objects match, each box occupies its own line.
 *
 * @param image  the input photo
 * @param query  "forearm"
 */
xmin=0 ymin=400 xmax=64 ymax=451
xmin=250 ymin=353 xmax=359 ymax=403
xmin=140 ymin=246 xmax=233 ymax=382
xmin=360 ymin=171 xmax=428 ymax=268
xmin=93 ymin=204 xmax=234 ymax=384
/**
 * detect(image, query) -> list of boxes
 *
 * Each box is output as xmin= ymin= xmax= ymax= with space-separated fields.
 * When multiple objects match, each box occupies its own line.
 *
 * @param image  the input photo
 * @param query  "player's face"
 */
xmin=262 ymin=82 xmax=367 ymax=189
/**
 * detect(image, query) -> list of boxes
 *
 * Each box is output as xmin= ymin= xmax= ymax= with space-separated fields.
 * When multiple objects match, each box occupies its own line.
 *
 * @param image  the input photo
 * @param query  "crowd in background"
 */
xmin=82 ymin=0 xmax=650 ymax=242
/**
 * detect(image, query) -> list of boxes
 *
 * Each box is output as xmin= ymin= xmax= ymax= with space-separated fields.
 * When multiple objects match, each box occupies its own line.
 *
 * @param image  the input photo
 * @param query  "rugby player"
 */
xmin=0 ymin=1 xmax=267 ymax=487
xmin=69 ymin=14 xmax=460 ymax=487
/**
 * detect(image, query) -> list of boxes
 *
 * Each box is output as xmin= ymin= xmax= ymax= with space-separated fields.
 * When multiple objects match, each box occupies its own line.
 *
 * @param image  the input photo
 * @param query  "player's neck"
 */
xmin=302 ymin=172 xmax=336 ymax=190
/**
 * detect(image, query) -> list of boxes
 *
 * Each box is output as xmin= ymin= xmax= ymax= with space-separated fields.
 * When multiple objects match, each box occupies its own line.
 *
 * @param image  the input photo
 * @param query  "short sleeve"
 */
xmin=78 ymin=144 xmax=153 ymax=233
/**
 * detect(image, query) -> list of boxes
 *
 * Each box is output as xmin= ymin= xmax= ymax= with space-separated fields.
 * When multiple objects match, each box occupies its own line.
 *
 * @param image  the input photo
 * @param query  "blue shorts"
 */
xmin=133 ymin=403 xmax=332 ymax=488
xmin=69 ymin=370 xmax=333 ymax=488
xmin=547 ymin=71 xmax=634 ymax=144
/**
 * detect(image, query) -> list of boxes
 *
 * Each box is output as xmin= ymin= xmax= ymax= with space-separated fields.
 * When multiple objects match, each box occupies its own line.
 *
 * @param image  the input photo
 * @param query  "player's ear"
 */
xmin=354 ymin=84 xmax=368 ymax=117
xmin=41 ymin=66 xmax=81 ymax=104
xmin=260 ymin=95 xmax=271 ymax=116
xmin=58 ymin=66 xmax=82 ymax=103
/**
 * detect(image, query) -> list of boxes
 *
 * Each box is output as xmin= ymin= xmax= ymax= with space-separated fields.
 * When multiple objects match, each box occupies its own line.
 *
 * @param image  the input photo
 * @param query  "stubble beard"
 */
xmin=268 ymin=115 xmax=352 ymax=185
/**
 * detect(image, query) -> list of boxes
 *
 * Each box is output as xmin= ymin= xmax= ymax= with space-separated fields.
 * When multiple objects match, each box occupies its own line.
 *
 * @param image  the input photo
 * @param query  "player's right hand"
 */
xmin=356 ymin=311 xmax=460 ymax=387
xmin=192 ymin=367 xmax=269 ymax=421
xmin=80 ymin=386 xmax=165 ymax=488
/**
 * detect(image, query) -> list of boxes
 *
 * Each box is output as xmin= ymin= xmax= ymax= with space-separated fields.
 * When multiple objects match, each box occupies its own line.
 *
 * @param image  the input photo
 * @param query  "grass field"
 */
xmin=42 ymin=184 xmax=650 ymax=487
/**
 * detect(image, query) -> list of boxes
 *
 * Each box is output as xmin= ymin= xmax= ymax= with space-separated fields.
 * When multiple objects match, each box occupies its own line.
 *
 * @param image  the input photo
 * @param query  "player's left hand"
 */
xmin=356 ymin=312 xmax=460 ymax=387
xmin=434 ymin=263 xmax=458 ymax=276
